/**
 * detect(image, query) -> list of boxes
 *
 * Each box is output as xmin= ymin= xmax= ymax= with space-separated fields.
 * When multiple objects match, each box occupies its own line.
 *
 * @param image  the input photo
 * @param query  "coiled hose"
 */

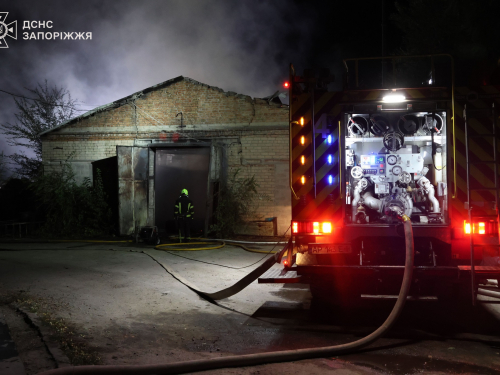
xmin=38 ymin=220 xmax=414 ymax=375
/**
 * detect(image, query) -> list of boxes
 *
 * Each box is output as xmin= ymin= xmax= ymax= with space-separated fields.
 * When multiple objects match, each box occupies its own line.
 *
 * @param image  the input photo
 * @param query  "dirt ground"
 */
xmin=1 ymin=241 xmax=500 ymax=374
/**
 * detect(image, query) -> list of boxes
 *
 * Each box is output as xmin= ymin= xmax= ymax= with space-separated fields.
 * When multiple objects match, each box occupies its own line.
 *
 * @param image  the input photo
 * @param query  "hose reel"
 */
xmin=369 ymin=115 xmax=392 ymax=136
xmin=348 ymin=116 xmax=368 ymax=136
xmin=383 ymin=131 xmax=405 ymax=152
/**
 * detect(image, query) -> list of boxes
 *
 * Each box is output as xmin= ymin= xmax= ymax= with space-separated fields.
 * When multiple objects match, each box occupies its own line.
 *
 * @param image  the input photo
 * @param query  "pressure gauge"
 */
xmin=392 ymin=166 xmax=403 ymax=175
xmin=387 ymin=155 xmax=398 ymax=165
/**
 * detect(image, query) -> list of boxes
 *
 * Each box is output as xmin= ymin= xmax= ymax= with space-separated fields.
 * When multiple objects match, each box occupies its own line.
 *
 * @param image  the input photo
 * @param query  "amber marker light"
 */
xmin=300 ymin=117 xmax=304 ymax=126
xmin=301 ymin=176 xmax=306 ymax=185
xmin=292 ymin=222 xmax=298 ymax=233
xmin=300 ymin=136 xmax=305 ymax=145
xmin=301 ymin=155 xmax=305 ymax=165
xmin=322 ymin=222 xmax=332 ymax=234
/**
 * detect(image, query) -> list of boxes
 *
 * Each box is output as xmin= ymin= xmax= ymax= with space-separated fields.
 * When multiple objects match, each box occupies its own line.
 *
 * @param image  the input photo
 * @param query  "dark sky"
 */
xmin=0 ymin=0 xmax=399 ymax=160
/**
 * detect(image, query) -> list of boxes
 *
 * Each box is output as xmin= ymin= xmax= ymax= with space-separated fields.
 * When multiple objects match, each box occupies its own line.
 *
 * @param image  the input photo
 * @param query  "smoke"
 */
xmin=0 ymin=0 xmax=315 ymax=159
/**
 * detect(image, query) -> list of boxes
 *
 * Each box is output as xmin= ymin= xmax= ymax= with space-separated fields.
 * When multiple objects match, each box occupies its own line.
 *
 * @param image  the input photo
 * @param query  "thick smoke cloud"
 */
xmin=0 ymin=0 xmax=315 ymax=161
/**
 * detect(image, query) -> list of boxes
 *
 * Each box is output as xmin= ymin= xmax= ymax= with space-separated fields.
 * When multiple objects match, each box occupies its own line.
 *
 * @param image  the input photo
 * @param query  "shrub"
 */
xmin=210 ymin=169 xmax=259 ymax=238
xmin=32 ymin=161 xmax=112 ymax=237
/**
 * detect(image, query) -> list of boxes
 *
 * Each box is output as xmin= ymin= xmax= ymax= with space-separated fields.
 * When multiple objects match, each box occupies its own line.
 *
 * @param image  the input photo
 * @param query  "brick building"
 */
xmin=40 ymin=77 xmax=290 ymax=236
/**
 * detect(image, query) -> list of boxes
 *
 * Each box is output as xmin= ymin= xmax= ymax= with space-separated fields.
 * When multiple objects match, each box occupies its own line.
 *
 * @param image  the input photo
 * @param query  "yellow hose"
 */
xmin=156 ymin=242 xmax=225 ymax=251
xmin=159 ymin=238 xmax=278 ymax=254
xmin=44 ymin=238 xmax=277 ymax=254
xmin=48 ymin=240 xmax=132 ymax=243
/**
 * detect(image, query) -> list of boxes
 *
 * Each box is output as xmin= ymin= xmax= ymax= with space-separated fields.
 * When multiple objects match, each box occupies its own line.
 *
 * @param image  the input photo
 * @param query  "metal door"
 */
xmin=117 ymin=146 xmax=149 ymax=235
xmin=155 ymin=147 xmax=210 ymax=237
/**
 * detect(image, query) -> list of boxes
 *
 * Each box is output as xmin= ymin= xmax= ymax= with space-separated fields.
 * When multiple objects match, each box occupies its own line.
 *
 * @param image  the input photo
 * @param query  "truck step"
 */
xmin=459 ymin=265 xmax=500 ymax=278
xmin=361 ymin=294 xmax=438 ymax=301
xmin=258 ymin=267 xmax=301 ymax=283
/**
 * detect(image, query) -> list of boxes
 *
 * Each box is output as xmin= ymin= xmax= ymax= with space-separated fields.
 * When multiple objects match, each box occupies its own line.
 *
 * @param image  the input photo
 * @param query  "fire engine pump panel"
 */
xmin=345 ymin=111 xmax=448 ymax=225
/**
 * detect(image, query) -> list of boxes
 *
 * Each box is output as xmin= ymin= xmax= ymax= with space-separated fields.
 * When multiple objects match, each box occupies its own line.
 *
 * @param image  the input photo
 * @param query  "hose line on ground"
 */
xmin=163 ymin=237 xmax=288 ymax=254
xmin=477 ymin=288 xmax=500 ymax=299
xmin=156 ymin=241 xmax=226 ymax=251
xmin=38 ymin=220 xmax=414 ymax=375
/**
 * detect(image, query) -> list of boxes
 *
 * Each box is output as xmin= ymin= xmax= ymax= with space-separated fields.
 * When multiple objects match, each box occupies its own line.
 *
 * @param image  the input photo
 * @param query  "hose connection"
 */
xmin=385 ymin=206 xmax=411 ymax=222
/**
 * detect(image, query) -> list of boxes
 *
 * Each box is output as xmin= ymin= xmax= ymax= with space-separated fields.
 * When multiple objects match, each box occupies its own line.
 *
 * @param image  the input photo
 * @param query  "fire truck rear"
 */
xmin=287 ymin=55 xmax=500 ymax=305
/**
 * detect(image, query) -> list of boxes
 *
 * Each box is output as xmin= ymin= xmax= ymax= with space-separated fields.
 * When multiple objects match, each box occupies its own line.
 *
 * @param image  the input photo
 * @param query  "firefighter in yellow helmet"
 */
xmin=174 ymin=188 xmax=194 ymax=242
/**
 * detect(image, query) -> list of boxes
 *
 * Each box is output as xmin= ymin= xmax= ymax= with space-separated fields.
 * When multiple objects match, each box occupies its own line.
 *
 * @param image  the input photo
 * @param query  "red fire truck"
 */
xmin=283 ymin=55 xmax=499 ymax=305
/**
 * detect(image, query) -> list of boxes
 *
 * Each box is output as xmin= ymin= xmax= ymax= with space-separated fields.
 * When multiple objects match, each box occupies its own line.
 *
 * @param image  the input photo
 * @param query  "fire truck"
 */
xmin=283 ymin=55 xmax=500 ymax=305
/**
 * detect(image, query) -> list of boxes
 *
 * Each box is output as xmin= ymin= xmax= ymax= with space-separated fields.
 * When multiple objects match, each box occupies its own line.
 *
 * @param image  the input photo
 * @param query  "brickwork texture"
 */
xmin=41 ymin=77 xmax=290 ymax=235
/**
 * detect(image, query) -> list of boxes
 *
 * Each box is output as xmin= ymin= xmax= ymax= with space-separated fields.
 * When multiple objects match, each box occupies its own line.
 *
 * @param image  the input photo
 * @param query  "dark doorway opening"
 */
xmin=92 ymin=156 xmax=119 ymax=234
xmin=155 ymin=147 xmax=210 ymax=238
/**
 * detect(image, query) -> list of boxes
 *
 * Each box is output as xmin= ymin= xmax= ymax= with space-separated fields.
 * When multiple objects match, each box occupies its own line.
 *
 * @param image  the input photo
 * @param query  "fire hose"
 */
xmin=38 ymin=217 xmax=414 ymax=375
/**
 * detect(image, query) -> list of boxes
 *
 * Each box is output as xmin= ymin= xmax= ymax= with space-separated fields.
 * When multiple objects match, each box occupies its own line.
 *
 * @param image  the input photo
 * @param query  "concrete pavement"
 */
xmin=0 ymin=310 xmax=25 ymax=375
xmin=0 ymin=240 xmax=500 ymax=374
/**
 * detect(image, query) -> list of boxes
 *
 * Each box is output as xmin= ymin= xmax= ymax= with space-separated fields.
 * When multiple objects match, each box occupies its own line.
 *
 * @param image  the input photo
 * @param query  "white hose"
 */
xmin=362 ymin=191 xmax=382 ymax=212
xmin=418 ymin=176 xmax=440 ymax=213
xmin=351 ymin=182 xmax=364 ymax=222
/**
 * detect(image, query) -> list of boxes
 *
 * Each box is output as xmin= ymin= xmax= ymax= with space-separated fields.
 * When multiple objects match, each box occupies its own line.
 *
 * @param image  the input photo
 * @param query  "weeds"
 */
xmin=32 ymin=157 xmax=112 ymax=237
xmin=15 ymin=292 xmax=102 ymax=365
xmin=210 ymin=169 xmax=260 ymax=238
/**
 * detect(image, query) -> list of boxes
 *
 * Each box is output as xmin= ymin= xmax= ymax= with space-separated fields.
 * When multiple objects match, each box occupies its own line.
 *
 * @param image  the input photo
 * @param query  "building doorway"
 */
xmin=155 ymin=147 xmax=210 ymax=238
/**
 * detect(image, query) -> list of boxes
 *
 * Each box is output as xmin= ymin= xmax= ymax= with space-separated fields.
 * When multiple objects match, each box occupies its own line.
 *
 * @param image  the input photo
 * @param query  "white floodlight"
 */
xmin=382 ymin=94 xmax=405 ymax=103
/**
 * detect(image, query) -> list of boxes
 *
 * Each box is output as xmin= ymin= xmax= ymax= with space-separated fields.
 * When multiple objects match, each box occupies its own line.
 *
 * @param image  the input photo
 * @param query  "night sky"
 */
xmin=0 ymin=0 xmax=399 ymax=160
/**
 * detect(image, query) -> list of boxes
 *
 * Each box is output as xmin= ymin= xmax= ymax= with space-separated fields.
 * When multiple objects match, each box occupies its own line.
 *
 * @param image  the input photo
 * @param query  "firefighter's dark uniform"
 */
xmin=174 ymin=189 xmax=194 ymax=241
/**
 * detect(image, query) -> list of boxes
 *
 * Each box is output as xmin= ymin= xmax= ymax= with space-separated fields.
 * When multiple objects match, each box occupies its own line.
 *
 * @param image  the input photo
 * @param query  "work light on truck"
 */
xmin=382 ymin=94 xmax=406 ymax=103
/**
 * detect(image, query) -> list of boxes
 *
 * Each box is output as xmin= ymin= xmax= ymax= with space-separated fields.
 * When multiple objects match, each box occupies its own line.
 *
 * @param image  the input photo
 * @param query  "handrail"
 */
xmin=343 ymin=54 xmax=456 ymax=198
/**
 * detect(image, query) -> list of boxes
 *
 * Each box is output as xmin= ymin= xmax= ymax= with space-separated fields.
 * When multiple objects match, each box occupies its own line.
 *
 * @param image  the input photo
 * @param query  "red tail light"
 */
xmin=292 ymin=221 xmax=334 ymax=235
xmin=463 ymin=220 xmax=497 ymax=235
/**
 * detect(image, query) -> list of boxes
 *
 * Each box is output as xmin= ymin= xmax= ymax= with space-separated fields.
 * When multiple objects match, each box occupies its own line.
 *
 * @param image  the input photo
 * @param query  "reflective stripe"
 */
xmin=179 ymin=202 xmax=181 ymax=213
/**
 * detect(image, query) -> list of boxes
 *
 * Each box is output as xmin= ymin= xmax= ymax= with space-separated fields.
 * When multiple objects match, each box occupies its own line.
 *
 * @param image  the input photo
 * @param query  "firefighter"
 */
xmin=174 ymin=188 xmax=194 ymax=242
